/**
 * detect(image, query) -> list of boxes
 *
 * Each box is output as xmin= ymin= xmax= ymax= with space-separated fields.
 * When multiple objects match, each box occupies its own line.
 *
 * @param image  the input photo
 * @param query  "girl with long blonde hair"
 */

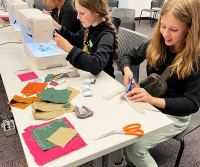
xmin=54 ymin=0 xmax=118 ymax=78
xmin=116 ymin=0 xmax=200 ymax=166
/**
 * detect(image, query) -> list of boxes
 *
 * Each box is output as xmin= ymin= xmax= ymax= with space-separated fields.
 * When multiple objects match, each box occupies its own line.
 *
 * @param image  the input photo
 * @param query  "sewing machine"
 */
xmin=6 ymin=0 xmax=28 ymax=40
xmin=18 ymin=8 xmax=67 ymax=69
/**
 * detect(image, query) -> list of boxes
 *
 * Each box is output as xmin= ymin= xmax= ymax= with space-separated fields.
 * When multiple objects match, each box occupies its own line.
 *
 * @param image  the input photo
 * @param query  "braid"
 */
xmin=83 ymin=28 xmax=89 ymax=53
xmin=104 ymin=15 xmax=119 ymax=62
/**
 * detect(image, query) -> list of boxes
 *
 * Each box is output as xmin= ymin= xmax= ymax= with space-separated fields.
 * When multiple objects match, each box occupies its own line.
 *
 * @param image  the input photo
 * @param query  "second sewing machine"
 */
xmin=18 ymin=8 xmax=67 ymax=69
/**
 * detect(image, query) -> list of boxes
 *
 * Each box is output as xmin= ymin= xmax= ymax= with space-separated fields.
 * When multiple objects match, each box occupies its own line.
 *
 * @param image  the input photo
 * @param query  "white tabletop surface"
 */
xmin=0 ymin=27 xmax=174 ymax=167
xmin=0 ymin=11 xmax=9 ymax=17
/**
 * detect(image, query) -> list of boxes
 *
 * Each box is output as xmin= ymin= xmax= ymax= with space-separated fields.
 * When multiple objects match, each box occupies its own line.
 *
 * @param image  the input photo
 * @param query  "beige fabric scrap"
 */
xmin=14 ymin=67 xmax=32 ymax=75
xmin=70 ymin=67 xmax=79 ymax=71
xmin=47 ymin=127 xmax=78 ymax=148
xmin=102 ymin=87 xmax=126 ymax=101
xmin=66 ymin=86 xmax=80 ymax=102
xmin=32 ymin=102 xmax=74 ymax=120
xmin=123 ymin=95 xmax=160 ymax=114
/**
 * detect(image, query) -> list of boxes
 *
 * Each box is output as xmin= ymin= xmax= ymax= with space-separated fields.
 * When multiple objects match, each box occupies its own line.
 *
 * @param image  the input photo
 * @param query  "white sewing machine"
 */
xmin=6 ymin=0 xmax=28 ymax=40
xmin=18 ymin=8 xmax=67 ymax=69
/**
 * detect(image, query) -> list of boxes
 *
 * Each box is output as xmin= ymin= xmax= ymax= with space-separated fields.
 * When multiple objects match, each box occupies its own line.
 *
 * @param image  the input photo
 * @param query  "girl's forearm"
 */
xmin=150 ymin=97 xmax=165 ymax=109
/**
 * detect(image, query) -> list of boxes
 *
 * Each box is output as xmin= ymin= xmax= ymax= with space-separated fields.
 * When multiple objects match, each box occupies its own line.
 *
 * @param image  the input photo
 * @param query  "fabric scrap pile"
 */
xmin=22 ymin=118 xmax=87 ymax=166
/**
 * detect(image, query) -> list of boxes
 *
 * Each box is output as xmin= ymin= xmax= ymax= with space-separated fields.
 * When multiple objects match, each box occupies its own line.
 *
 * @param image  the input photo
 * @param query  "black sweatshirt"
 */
xmin=59 ymin=22 xmax=115 ymax=78
xmin=119 ymin=41 xmax=200 ymax=116
xmin=51 ymin=0 xmax=81 ymax=33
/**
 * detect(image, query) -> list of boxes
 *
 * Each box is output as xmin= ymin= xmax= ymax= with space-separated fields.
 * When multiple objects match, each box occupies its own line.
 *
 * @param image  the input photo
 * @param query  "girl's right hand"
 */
xmin=124 ymin=66 xmax=137 ymax=89
xmin=42 ymin=9 xmax=50 ymax=15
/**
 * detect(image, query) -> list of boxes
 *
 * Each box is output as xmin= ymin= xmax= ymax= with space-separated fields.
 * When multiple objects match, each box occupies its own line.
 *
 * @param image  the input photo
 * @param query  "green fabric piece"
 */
xmin=44 ymin=74 xmax=56 ymax=83
xmin=62 ymin=103 xmax=71 ymax=108
xmin=39 ymin=88 xmax=72 ymax=104
xmin=30 ymin=119 xmax=71 ymax=150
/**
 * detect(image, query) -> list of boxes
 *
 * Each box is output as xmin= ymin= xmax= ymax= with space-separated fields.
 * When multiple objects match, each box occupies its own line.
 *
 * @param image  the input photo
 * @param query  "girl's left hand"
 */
xmin=54 ymin=32 xmax=73 ymax=53
xmin=126 ymin=88 xmax=153 ymax=104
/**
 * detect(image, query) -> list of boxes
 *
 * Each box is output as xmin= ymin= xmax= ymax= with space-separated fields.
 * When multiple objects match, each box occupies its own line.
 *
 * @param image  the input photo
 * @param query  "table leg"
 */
xmin=93 ymin=156 xmax=102 ymax=167
xmin=105 ymin=152 xmax=115 ymax=167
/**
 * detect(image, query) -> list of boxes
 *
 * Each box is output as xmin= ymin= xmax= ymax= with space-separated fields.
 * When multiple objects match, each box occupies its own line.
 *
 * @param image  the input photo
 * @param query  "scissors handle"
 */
xmin=124 ymin=129 xmax=144 ymax=136
xmin=123 ymin=123 xmax=141 ymax=130
xmin=125 ymin=76 xmax=134 ymax=93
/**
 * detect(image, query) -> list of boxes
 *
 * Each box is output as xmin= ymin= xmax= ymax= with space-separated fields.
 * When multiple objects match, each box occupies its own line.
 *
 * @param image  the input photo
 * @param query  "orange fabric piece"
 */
xmin=50 ymin=81 xmax=59 ymax=86
xmin=21 ymin=82 xmax=48 ymax=93
xmin=33 ymin=96 xmax=43 ymax=102
xmin=23 ymin=93 xmax=35 ymax=97
xmin=9 ymin=95 xmax=42 ymax=109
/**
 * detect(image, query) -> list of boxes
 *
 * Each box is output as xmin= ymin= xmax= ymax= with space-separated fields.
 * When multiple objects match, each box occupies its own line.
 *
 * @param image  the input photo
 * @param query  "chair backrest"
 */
xmin=108 ymin=0 xmax=119 ymax=8
xmin=111 ymin=8 xmax=136 ymax=31
xmin=151 ymin=0 xmax=165 ymax=9
xmin=117 ymin=27 xmax=149 ymax=84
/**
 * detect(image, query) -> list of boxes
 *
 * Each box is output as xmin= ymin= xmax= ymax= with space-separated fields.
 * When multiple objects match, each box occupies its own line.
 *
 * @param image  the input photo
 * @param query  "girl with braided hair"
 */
xmin=54 ymin=0 xmax=118 ymax=78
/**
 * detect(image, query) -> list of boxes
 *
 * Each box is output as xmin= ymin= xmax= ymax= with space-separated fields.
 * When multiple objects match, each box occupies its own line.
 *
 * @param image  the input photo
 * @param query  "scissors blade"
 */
xmin=94 ymin=130 xmax=118 ymax=140
xmin=119 ymin=92 xmax=125 ymax=104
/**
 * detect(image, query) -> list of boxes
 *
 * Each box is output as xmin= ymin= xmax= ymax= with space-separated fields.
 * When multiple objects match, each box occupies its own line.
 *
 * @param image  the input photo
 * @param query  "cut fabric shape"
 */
xmin=79 ymin=108 xmax=86 ymax=115
xmin=121 ymin=94 xmax=160 ymax=114
xmin=82 ymin=77 xmax=96 ymax=97
xmin=58 ymin=71 xmax=80 ymax=78
xmin=14 ymin=67 xmax=32 ymax=75
xmin=66 ymin=86 xmax=80 ymax=102
xmin=47 ymin=127 xmax=78 ymax=148
xmin=70 ymin=67 xmax=79 ymax=71
xmin=32 ymin=77 xmax=44 ymax=83
xmin=22 ymin=117 xmax=87 ymax=166
xmin=102 ymin=87 xmax=126 ymax=101
xmin=32 ymin=102 xmax=74 ymax=120
xmin=18 ymin=72 xmax=38 ymax=82
xmin=44 ymin=74 xmax=57 ymax=83
xmin=49 ymin=81 xmax=59 ymax=86
xmin=74 ymin=105 xmax=94 ymax=119
xmin=14 ymin=67 xmax=39 ymax=82
xmin=21 ymin=82 xmax=48 ymax=93
xmin=30 ymin=119 xmax=74 ymax=150
xmin=9 ymin=95 xmax=42 ymax=109
xmin=62 ymin=103 xmax=71 ymax=108
xmin=39 ymin=88 xmax=72 ymax=104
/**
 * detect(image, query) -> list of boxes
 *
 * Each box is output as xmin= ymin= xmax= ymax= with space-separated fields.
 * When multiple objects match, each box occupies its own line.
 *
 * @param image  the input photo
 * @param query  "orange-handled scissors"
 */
xmin=94 ymin=123 xmax=144 ymax=140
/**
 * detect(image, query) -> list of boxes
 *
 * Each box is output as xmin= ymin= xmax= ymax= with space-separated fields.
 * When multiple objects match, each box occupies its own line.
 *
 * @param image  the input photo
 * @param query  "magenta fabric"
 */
xmin=18 ymin=72 xmax=39 ymax=81
xmin=22 ymin=117 xmax=87 ymax=166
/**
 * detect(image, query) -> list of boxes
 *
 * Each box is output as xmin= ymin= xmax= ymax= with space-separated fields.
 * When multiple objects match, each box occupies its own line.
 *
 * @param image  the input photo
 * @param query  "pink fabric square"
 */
xmin=18 ymin=72 xmax=39 ymax=81
xmin=22 ymin=117 xmax=87 ymax=166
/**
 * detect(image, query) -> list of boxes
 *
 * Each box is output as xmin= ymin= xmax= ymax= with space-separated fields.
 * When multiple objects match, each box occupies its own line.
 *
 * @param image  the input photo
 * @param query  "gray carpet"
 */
xmin=0 ymin=20 xmax=200 ymax=167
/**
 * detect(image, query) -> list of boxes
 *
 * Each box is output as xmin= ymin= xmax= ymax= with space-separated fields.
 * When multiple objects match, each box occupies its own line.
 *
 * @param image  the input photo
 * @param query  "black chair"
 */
xmin=108 ymin=0 xmax=119 ymax=8
xmin=139 ymin=0 xmax=165 ymax=28
xmin=111 ymin=8 xmax=136 ymax=31
xmin=172 ymin=109 xmax=200 ymax=167
xmin=114 ymin=27 xmax=149 ymax=85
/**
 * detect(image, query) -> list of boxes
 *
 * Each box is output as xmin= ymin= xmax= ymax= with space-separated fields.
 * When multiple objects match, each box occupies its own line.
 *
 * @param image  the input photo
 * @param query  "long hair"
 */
xmin=146 ymin=0 xmax=200 ymax=79
xmin=72 ymin=0 xmax=118 ymax=62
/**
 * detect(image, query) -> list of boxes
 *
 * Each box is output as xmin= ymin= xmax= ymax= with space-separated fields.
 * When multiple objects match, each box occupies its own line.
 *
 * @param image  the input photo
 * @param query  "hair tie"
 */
xmin=83 ymin=41 xmax=89 ymax=45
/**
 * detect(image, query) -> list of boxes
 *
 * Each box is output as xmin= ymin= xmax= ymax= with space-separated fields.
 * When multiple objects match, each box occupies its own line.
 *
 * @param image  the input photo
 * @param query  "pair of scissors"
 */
xmin=119 ymin=76 xmax=134 ymax=104
xmin=94 ymin=123 xmax=144 ymax=140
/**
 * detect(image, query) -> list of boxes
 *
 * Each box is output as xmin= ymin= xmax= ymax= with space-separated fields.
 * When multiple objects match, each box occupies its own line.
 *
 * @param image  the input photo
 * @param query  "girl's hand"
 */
xmin=53 ymin=20 xmax=61 ymax=31
xmin=54 ymin=32 xmax=73 ymax=53
xmin=42 ymin=9 xmax=50 ymax=15
xmin=124 ymin=66 xmax=137 ymax=88
xmin=42 ymin=9 xmax=61 ymax=30
xmin=126 ymin=88 xmax=154 ymax=104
